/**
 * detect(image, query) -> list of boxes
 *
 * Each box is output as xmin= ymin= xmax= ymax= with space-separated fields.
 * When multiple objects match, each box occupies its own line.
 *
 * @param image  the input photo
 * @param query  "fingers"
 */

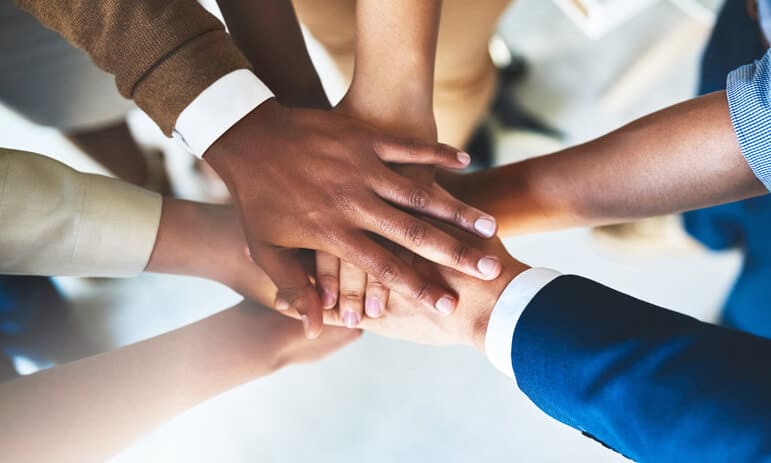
xmin=373 ymin=138 xmax=471 ymax=170
xmin=364 ymin=275 xmax=388 ymax=319
xmin=253 ymin=245 xmax=323 ymax=339
xmin=332 ymin=231 xmax=458 ymax=315
xmin=315 ymin=251 xmax=339 ymax=309
xmin=370 ymin=171 xmax=498 ymax=239
xmin=359 ymin=200 xmax=502 ymax=280
xmin=338 ymin=260 xmax=366 ymax=328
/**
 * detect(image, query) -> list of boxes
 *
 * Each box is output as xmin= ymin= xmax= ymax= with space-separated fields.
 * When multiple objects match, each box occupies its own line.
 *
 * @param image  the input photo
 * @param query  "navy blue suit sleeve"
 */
xmin=511 ymin=275 xmax=771 ymax=462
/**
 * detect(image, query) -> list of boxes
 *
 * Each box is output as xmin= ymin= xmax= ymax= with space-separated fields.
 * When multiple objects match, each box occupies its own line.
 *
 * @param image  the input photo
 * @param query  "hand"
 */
xmin=317 ymin=232 xmax=529 ymax=351
xmin=203 ymin=99 xmax=501 ymax=338
xmin=146 ymin=198 xmax=277 ymax=308
xmin=312 ymin=92 xmax=460 ymax=329
xmin=246 ymin=302 xmax=362 ymax=369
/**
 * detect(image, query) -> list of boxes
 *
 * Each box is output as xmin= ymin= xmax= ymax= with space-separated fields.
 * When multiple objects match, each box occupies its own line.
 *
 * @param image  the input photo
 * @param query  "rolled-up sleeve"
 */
xmin=0 ymin=148 xmax=162 ymax=277
xmin=727 ymin=49 xmax=771 ymax=191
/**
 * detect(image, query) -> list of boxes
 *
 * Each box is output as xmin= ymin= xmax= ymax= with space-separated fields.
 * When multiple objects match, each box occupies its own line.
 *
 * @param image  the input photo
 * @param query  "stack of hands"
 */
xmin=146 ymin=94 xmax=527 ymax=359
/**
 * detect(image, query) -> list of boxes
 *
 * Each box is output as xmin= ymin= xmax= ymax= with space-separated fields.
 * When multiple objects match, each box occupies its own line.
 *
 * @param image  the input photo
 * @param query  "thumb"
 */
xmin=252 ymin=244 xmax=323 ymax=339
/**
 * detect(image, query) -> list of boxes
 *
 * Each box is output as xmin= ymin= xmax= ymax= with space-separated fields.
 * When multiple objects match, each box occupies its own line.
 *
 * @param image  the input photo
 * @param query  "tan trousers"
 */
xmin=293 ymin=0 xmax=512 ymax=147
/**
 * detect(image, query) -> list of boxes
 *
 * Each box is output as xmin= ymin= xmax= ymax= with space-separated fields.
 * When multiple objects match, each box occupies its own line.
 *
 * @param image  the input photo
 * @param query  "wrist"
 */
xmin=202 ymin=98 xmax=283 ymax=181
xmin=468 ymin=261 xmax=529 ymax=352
xmin=211 ymin=304 xmax=297 ymax=378
xmin=145 ymin=198 xmax=217 ymax=277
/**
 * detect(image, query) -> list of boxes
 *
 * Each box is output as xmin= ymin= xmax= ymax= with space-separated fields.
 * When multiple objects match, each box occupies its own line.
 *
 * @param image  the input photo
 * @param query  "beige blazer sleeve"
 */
xmin=0 ymin=148 xmax=162 ymax=277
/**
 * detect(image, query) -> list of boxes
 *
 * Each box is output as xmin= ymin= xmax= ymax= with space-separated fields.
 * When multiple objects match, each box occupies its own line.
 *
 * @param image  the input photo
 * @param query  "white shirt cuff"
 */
xmin=172 ymin=69 xmax=274 ymax=158
xmin=484 ymin=268 xmax=562 ymax=379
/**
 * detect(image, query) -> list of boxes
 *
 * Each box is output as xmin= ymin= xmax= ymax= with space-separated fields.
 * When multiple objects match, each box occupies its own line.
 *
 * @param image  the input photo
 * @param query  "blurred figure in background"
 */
xmin=0 ymin=3 xmax=169 ymax=379
xmin=683 ymin=0 xmax=771 ymax=337
xmin=292 ymin=0 xmax=556 ymax=167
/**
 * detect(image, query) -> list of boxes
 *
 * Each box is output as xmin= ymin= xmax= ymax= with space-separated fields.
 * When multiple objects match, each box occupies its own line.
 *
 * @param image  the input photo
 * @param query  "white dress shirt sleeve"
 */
xmin=485 ymin=268 xmax=562 ymax=379
xmin=172 ymin=69 xmax=275 ymax=158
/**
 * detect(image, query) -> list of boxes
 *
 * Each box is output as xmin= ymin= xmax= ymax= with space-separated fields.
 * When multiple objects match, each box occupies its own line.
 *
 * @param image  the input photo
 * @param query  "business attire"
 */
xmin=684 ymin=0 xmax=771 ymax=338
xmin=484 ymin=269 xmax=771 ymax=462
xmin=0 ymin=148 xmax=161 ymax=276
xmin=0 ymin=147 xmax=163 ymax=378
xmin=14 ymin=0 xmax=274 ymax=157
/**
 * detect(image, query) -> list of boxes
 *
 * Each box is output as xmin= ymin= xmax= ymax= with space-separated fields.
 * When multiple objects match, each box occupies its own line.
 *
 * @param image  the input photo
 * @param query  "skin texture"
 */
xmin=203 ymin=103 xmax=500 ymax=339
xmin=296 ymin=231 xmax=528 ymax=352
xmin=316 ymin=0 xmax=488 ymax=329
xmin=213 ymin=0 xmax=499 ymax=335
xmin=145 ymin=198 xmax=277 ymax=308
xmin=440 ymin=91 xmax=767 ymax=236
xmin=0 ymin=302 xmax=360 ymax=463
xmin=217 ymin=0 xmax=330 ymax=110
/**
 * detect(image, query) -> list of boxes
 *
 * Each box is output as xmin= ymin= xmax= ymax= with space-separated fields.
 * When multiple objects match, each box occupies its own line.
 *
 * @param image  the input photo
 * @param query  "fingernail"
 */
xmin=477 ymin=256 xmax=501 ymax=278
xmin=321 ymin=290 xmax=336 ymax=309
xmin=276 ymin=298 xmax=290 ymax=311
xmin=474 ymin=217 xmax=497 ymax=238
xmin=457 ymin=151 xmax=471 ymax=166
xmin=365 ymin=298 xmax=383 ymax=318
xmin=435 ymin=296 xmax=456 ymax=315
xmin=343 ymin=311 xmax=360 ymax=328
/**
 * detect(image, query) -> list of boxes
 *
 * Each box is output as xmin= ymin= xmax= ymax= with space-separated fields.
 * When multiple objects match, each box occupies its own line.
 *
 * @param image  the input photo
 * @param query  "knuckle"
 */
xmin=404 ymin=222 xmax=427 ymax=246
xmin=452 ymin=243 xmax=470 ymax=266
xmin=408 ymin=187 xmax=430 ymax=210
xmin=374 ymin=260 xmax=399 ymax=284
xmin=340 ymin=289 xmax=364 ymax=301
xmin=367 ymin=279 xmax=385 ymax=291
xmin=318 ymin=274 xmax=338 ymax=286
xmin=405 ymin=139 xmax=418 ymax=159
xmin=453 ymin=206 xmax=468 ymax=227
xmin=413 ymin=282 xmax=432 ymax=303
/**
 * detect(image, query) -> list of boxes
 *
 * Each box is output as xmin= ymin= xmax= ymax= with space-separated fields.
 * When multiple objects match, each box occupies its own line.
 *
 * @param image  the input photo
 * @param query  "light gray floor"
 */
xmin=0 ymin=1 xmax=742 ymax=462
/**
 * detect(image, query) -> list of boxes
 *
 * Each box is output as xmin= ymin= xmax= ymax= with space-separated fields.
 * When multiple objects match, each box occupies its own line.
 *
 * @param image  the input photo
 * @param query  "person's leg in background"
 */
xmin=683 ymin=0 xmax=771 ymax=337
xmin=292 ymin=0 xmax=512 ymax=149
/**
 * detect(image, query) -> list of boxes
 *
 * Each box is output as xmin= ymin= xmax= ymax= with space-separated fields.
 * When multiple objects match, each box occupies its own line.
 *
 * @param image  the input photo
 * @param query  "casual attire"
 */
xmin=684 ymin=0 xmax=771 ymax=337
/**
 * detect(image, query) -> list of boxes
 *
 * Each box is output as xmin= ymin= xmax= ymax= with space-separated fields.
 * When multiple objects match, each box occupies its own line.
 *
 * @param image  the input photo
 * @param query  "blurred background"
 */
xmin=0 ymin=0 xmax=742 ymax=461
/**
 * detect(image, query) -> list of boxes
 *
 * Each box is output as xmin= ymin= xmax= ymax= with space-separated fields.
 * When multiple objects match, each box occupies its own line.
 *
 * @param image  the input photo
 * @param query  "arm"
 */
xmin=14 ymin=0 xmax=250 ymax=134
xmin=510 ymin=274 xmax=771 ymax=462
xmin=315 ymin=1 xmax=502 ymax=326
xmin=442 ymin=90 xmax=767 ymax=236
xmin=342 ymin=0 xmax=442 ymax=141
xmin=18 ymin=0 xmax=500 ymax=338
xmin=0 ymin=302 xmax=359 ymax=463
xmin=216 ymin=0 xmax=330 ymax=109
xmin=0 ymin=147 xmax=274 ymax=305
xmin=319 ymin=230 xmax=771 ymax=460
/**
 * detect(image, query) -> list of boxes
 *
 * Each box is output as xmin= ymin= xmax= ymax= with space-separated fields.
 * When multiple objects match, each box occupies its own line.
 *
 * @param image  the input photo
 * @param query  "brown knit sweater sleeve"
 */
xmin=15 ymin=0 xmax=252 ymax=135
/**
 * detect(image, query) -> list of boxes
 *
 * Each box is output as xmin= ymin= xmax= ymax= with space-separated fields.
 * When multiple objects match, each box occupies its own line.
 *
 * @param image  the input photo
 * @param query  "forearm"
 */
xmin=145 ymin=198 xmax=276 ymax=307
xmin=0 ymin=303 xmax=288 ymax=463
xmin=512 ymin=275 xmax=771 ymax=461
xmin=217 ymin=0 xmax=329 ymax=109
xmin=445 ymin=91 xmax=767 ymax=236
xmin=346 ymin=0 xmax=441 ymax=139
